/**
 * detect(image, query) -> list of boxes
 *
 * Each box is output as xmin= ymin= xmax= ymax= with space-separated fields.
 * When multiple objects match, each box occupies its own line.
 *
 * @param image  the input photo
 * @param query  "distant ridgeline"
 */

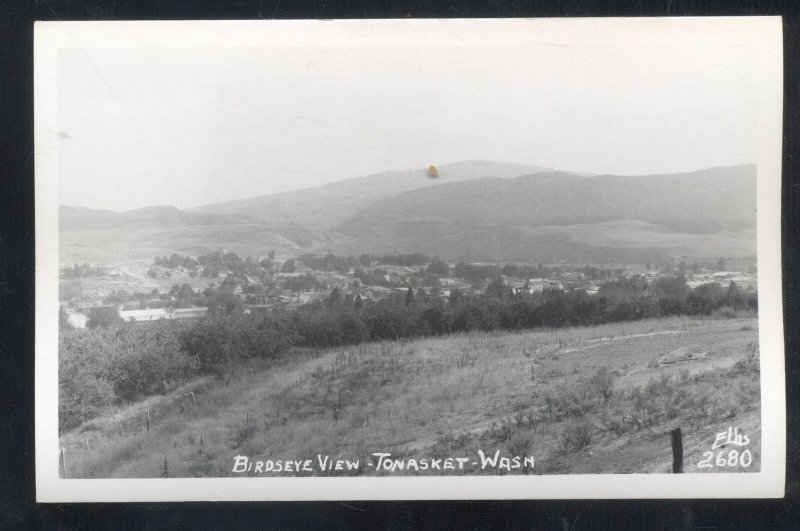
xmin=58 ymin=162 xmax=756 ymax=263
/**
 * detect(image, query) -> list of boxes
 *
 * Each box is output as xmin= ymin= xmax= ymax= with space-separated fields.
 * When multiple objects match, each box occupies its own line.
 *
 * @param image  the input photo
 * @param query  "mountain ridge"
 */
xmin=59 ymin=161 xmax=756 ymax=264
xmin=187 ymin=160 xmax=552 ymax=229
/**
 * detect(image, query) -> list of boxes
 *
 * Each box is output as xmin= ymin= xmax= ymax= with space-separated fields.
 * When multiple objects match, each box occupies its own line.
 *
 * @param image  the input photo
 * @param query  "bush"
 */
xmin=180 ymin=313 xmax=296 ymax=375
xmin=86 ymin=306 xmax=123 ymax=329
xmin=711 ymin=305 xmax=737 ymax=319
xmin=733 ymin=342 xmax=759 ymax=373
xmin=59 ymin=330 xmax=116 ymax=430
xmin=559 ymin=417 xmax=593 ymax=452
xmin=108 ymin=323 xmax=198 ymax=400
xmin=506 ymin=430 xmax=533 ymax=457
xmin=588 ymin=368 xmax=614 ymax=403
xmin=59 ymin=370 xmax=115 ymax=431
xmin=59 ymin=322 xmax=198 ymax=430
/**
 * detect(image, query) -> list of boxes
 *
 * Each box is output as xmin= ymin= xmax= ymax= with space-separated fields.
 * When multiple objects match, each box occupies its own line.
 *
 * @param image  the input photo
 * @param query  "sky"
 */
xmin=55 ymin=19 xmax=761 ymax=212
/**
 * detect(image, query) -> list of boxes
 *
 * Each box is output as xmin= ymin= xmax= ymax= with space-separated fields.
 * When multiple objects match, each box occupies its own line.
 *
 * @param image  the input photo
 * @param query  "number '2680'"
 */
xmin=697 ymin=449 xmax=752 ymax=469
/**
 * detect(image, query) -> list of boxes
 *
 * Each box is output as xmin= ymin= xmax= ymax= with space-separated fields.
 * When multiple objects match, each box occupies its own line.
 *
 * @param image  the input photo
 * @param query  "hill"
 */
xmin=189 ymin=160 xmax=550 ymax=229
xmin=59 ymin=316 xmax=761 ymax=478
xmin=58 ymin=162 xmax=756 ymax=264
xmin=58 ymin=160 xmax=549 ymax=262
xmin=59 ymin=205 xmax=253 ymax=231
xmin=334 ymin=165 xmax=756 ymax=262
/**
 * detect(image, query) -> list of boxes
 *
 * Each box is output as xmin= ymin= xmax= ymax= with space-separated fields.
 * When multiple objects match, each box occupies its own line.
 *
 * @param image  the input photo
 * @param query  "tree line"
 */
xmin=59 ymin=274 xmax=756 ymax=431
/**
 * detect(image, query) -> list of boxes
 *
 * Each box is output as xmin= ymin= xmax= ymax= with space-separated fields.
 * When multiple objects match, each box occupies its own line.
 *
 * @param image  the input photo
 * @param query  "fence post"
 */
xmin=60 ymin=446 xmax=67 ymax=478
xmin=671 ymin=427 xmax=683 ymax=473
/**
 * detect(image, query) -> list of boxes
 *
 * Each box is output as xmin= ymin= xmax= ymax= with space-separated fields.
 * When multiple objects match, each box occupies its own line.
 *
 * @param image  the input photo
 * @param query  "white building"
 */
xmin=66 ymin=309 xmax=89 ymax=329
xmin=119 ymin=307 xmax=208 ymax=323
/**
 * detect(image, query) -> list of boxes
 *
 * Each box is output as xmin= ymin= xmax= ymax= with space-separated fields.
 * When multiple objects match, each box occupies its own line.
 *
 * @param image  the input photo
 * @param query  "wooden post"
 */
xmin=145 ymin=408 xmax=151 ymax=431
xmin=671 ymin=427 xmax=683 ymax=473
xmin=60 ymin=446 xmax=67 ymax=478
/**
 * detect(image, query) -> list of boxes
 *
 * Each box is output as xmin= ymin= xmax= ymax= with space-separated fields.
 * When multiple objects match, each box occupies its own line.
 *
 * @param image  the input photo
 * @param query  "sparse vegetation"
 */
xmin=559 ymin=417 xmax=593 ymax=452
xmin=58 ymin=316 xmax=760 ymax=477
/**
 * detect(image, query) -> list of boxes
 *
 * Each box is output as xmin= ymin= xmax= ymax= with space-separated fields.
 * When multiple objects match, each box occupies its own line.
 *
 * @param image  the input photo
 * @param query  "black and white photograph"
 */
xmin=34 ymin=17 xmax=785 ymax=501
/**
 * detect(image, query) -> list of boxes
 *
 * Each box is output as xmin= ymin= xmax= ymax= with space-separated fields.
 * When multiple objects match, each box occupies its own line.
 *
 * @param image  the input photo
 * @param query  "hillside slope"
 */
xmin=340 ymin=166 xmax=755 ymax=230
xmin=59 ymin=205 xmax=254 ymax=231
xmin=189 ymin=160 xmax=550 ymax=229
xmin=334 ymin=165 xmax=756 ymax=262
xmin=60 ymin=317 xmax=760 ymax=478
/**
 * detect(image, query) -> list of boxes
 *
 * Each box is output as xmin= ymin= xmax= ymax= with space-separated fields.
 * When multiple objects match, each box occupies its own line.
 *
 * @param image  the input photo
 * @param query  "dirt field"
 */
xmin=59 ymin=316 xmax=760 ymax=478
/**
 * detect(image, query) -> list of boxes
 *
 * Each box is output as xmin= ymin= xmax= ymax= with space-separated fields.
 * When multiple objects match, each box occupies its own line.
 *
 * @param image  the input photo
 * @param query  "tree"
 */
xmin=281 ymin=259 xmax=296 ymax=273
xmin=178 ymin=283 xmax=195 ymax=299
xmin=448 ymin=288 xmax=463 ymax=304
xmin=104 ymin=289 xmax=131 ymax=305
xmin=354 ymin=294 xmax=364 ymax=309
xmin=268 ymin=250 xmax=276 ymax=260
xmin=485 ymin=277 xmax=510 ymax=301
xmin=327 ymin=287 xmax=342 ymax=308
xmin=718 ymin=257 xmax=727 ymax=271
xmin=339 ymin=312 xmax=368 ymax=344
xmin=426 ymin=258 xmax=450 ymax=276
xmin=726 ymin=280 xmax=740 ymax=308
xmin=653 ymin=274 xmax=689 ymax=300
xmin=205 ymin=289 xmax=243 ymax=313
xmin=59 ymin=279 xmax=83 ymax=300
xmin=87 ymin=307 xmax=123 ymax=329
xmin=405 ymin=287 xmax=415 ymax=306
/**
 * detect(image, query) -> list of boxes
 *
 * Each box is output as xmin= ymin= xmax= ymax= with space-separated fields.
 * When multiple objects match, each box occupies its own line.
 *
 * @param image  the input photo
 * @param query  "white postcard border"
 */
xmin=35 ymin=17 xmax=785 ymax=502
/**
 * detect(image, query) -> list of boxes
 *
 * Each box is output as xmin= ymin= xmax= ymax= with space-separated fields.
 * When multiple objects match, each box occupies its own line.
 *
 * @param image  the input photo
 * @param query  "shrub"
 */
xmin=559 ymin=417 xmax=593 ymax=452
xmin=59 ymin=371 xmax=115 ymax=431
xmin=86 ymin=306 xmax=123 ymax=329
xmin=733 ymin=342 xmax=759 ymax=374
xmin=338 ymin=312 xmax=369 ymax=345
xmin=59 ymin=321 xmax=199 ymax=430
xmin=507 ymin=430 xmax=533 ymax=457
xmin=59 ymin=330 xmax=116 ymax=430
xmin=588 ymin=368 xmax=614 ymax=403
xmin=108 ymin=322 xmax=198 ymax=400
xmin=711 ymin=305 xmax=737 ymax=319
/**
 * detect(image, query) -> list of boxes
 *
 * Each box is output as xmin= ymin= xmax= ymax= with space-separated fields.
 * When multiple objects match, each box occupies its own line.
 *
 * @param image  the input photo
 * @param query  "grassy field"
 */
xmin=59 ymin=316 xmax=760 ymax=478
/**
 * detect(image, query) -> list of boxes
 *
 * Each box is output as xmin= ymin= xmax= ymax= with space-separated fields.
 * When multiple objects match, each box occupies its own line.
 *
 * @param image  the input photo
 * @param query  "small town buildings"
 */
xmin=119 ymin=307 xmax=208 ymax=323
xmin=524 ymin=279 xmax=564 ymax=293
